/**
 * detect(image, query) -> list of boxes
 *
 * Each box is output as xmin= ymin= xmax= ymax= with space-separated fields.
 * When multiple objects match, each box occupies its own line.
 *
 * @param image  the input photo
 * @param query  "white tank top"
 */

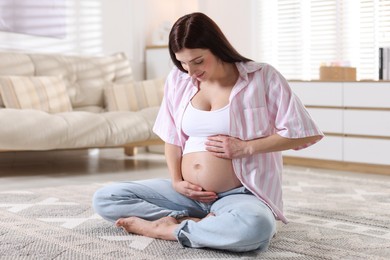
xmin=182 ymin=102 xmax=230 ymax=154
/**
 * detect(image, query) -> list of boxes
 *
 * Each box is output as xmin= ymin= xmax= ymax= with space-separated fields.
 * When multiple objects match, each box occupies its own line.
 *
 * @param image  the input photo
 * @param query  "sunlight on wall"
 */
xmin=144 ymin=0 xmax=199 ymax=46
xmin=74 ymin=1 xmax=103 ymax=54
xmin=0 ymin=0 xmax=103 ymax=55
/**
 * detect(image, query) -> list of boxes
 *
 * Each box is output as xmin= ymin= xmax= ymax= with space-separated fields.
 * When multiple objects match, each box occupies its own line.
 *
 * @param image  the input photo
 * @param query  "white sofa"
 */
xmin=0 ymin=51 xmax=164 ymax=155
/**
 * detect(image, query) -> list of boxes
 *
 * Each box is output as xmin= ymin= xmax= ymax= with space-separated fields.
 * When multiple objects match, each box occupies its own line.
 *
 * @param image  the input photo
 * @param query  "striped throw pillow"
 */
xmin=0 ymin=76 xmax=72 ymax=113
xmin=105 ymin=78 xmax=165 ymax=111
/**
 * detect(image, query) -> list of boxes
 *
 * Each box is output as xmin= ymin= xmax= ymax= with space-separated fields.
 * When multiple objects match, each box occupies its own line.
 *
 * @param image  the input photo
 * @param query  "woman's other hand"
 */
xmin=172 ymin=180 xmax=218 ymax=203
xmin=206 ymin=134 xmax=324 ymax=158
xmin=205 ymin=135 xmax=249 ymax=159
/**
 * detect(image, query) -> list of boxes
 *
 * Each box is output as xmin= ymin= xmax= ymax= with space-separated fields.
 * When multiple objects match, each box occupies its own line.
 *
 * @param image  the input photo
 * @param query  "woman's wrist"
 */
xmin=171 ymin=175 xmax=183 ymax=183
xmin=245 ymin=140 xmax=256 ymax=156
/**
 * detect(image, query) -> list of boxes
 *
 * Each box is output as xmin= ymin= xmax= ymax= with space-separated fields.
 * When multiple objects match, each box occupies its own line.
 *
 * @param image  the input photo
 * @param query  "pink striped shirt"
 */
xmin=153 ymin=62 xmax=324 ymax=223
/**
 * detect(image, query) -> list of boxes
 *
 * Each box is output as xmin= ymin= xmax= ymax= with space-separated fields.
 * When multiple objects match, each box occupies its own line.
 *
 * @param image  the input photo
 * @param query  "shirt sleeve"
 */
xmin=264 ymin=65 xmax=324 ymax=150
xmin=152 ymin=68 xmax=182 ymax=146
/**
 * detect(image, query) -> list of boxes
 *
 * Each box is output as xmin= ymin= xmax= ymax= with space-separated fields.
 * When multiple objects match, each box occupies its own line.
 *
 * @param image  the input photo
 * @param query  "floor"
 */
xmin=0 ymin=147 xmax=388 ymax=191
xmin=0 ymin=148 xmax=170 ymax=191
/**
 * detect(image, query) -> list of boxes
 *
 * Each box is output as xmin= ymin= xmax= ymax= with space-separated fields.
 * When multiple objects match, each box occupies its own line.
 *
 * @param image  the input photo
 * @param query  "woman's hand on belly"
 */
xmin=206 ymin=135 xmax=249 ymax=159
xmin=172 ymin=180 xmax=218 ymax=203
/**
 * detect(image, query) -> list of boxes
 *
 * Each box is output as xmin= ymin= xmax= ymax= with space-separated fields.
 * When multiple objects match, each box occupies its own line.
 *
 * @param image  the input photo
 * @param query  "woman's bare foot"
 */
xmin=115 ymin=216 xmax=179 ymax=240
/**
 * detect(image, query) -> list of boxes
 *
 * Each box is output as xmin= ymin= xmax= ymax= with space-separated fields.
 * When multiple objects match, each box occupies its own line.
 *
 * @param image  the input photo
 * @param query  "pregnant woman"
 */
xmin=93 ymin=12 xmax=323 ymax=252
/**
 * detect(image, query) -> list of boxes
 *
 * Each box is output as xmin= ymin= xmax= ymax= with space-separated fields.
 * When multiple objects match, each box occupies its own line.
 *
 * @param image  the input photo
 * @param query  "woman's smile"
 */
xmin=194 ymin=71 xmax=206 ymax=80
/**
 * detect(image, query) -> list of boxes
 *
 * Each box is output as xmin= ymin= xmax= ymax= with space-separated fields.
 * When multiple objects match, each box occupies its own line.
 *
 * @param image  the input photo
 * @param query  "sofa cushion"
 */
xmin=26 ymin=52 xmax=133 ymax=109
xmin=0 ymin=52 xmax=36 ymax=108
xmin=0 ymin=52 xmax=35 ymax=76
xmin=0 ymin=76 xmax=72 ymax=113
xmin=0 ymin=108 xmax=155 ymax=150
xmin=104 ymin=78 xmax=164 ymax=111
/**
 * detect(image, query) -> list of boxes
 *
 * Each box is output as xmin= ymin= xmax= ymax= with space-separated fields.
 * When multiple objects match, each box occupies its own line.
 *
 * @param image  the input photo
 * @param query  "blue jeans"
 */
xmin=92 ymin=179 xmax=276 ymax=252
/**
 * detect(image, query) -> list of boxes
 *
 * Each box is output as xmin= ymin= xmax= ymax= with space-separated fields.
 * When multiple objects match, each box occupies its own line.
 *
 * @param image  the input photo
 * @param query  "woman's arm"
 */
xmin=164 ymin=143 xmax=184 ymax=183
xmin=206 ymin=134 xmax=322 ymax=159
xmin=165 ymin=143 xmax=217 ymax=202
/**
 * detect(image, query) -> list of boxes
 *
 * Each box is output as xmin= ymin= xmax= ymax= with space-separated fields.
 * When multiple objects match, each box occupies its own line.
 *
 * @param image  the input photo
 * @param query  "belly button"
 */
xmin=194 ymin=163 xmax=202 ymax=170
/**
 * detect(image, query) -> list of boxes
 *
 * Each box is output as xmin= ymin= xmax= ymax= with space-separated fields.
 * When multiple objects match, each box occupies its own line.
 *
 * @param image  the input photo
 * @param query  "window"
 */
xmin=0 ymin=0 xmax=66 ymax=38
xmin=255 ymin=0 xmax=390 ymax=80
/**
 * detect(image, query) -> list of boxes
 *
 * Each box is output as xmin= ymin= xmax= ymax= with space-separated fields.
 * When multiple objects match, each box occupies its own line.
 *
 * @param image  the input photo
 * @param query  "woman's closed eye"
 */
xmin=193 ymin=59 xmax=203 ymax=65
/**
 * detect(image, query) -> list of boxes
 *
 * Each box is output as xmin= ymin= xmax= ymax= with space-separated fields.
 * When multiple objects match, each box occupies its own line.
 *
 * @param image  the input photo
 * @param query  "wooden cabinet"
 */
xmin=284 ymin=81 xmax=390 ymax=174
xmin=291 ymin=82 xmax=343 ymax=106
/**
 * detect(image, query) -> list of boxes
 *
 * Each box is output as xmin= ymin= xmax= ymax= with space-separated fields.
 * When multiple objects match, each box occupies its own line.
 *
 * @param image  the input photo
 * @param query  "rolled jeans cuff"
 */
xmin=168 ymin=210 xmax=189 ymax=219
xmin=173 ymin=219 xmax=190 ymax=248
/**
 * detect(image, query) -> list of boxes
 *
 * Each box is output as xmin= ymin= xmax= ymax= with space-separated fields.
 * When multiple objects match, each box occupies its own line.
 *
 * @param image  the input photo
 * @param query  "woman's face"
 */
xmin=175 ymin=48 xmax=218 ymax=82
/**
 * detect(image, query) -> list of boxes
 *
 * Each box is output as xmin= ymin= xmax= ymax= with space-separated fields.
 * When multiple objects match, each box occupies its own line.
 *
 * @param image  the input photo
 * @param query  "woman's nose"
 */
xmin=187 ymin=65 xmax=196 ymax=77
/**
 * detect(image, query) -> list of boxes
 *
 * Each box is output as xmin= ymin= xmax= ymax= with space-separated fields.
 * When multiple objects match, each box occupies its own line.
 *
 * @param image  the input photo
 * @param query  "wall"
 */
xmin=143 ymin=0 xmax=199 ymax=46
xmin=198 ymin=0 xmax=255 ymax=59
xmin=0 ymin=0 xmax=255 ymax=80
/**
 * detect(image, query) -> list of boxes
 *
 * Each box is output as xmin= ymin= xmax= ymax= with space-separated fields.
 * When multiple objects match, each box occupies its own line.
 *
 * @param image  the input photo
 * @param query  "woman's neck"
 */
xmin=208 ymin=62 xmax=239 ymax=87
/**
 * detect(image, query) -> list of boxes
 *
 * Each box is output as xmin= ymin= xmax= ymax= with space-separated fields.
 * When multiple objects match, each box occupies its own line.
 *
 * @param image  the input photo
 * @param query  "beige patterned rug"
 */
xmin=0 ymin=168 xmax=389 ymax=259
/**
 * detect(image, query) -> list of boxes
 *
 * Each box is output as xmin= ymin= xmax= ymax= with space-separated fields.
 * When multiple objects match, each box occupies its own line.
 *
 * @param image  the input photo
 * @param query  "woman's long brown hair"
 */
xmin=168 ymin=12 xmax=252 ymax=72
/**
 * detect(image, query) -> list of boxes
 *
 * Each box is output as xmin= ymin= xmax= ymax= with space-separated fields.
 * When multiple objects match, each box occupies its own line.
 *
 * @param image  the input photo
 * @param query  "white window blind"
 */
xmin=255 ymin=0 xmax=390 ymax=80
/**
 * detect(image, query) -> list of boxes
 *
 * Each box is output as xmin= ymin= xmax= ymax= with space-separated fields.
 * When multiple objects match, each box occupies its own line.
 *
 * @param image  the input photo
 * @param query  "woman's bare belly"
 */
xmin=182 ymin=152 xmax=242 ymax=193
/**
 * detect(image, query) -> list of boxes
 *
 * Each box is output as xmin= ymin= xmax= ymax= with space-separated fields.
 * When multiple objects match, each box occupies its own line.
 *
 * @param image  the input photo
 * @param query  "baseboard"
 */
xmin=283 ymin=156 xmax=390 ymax=175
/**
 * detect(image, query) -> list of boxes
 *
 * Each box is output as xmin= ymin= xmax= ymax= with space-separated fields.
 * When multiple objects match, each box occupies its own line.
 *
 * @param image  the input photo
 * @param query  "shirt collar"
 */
xmin=236 ymin=61 xmax=264 ymax=82
xmin=175 ymin=68 xmax=197 ymax=87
